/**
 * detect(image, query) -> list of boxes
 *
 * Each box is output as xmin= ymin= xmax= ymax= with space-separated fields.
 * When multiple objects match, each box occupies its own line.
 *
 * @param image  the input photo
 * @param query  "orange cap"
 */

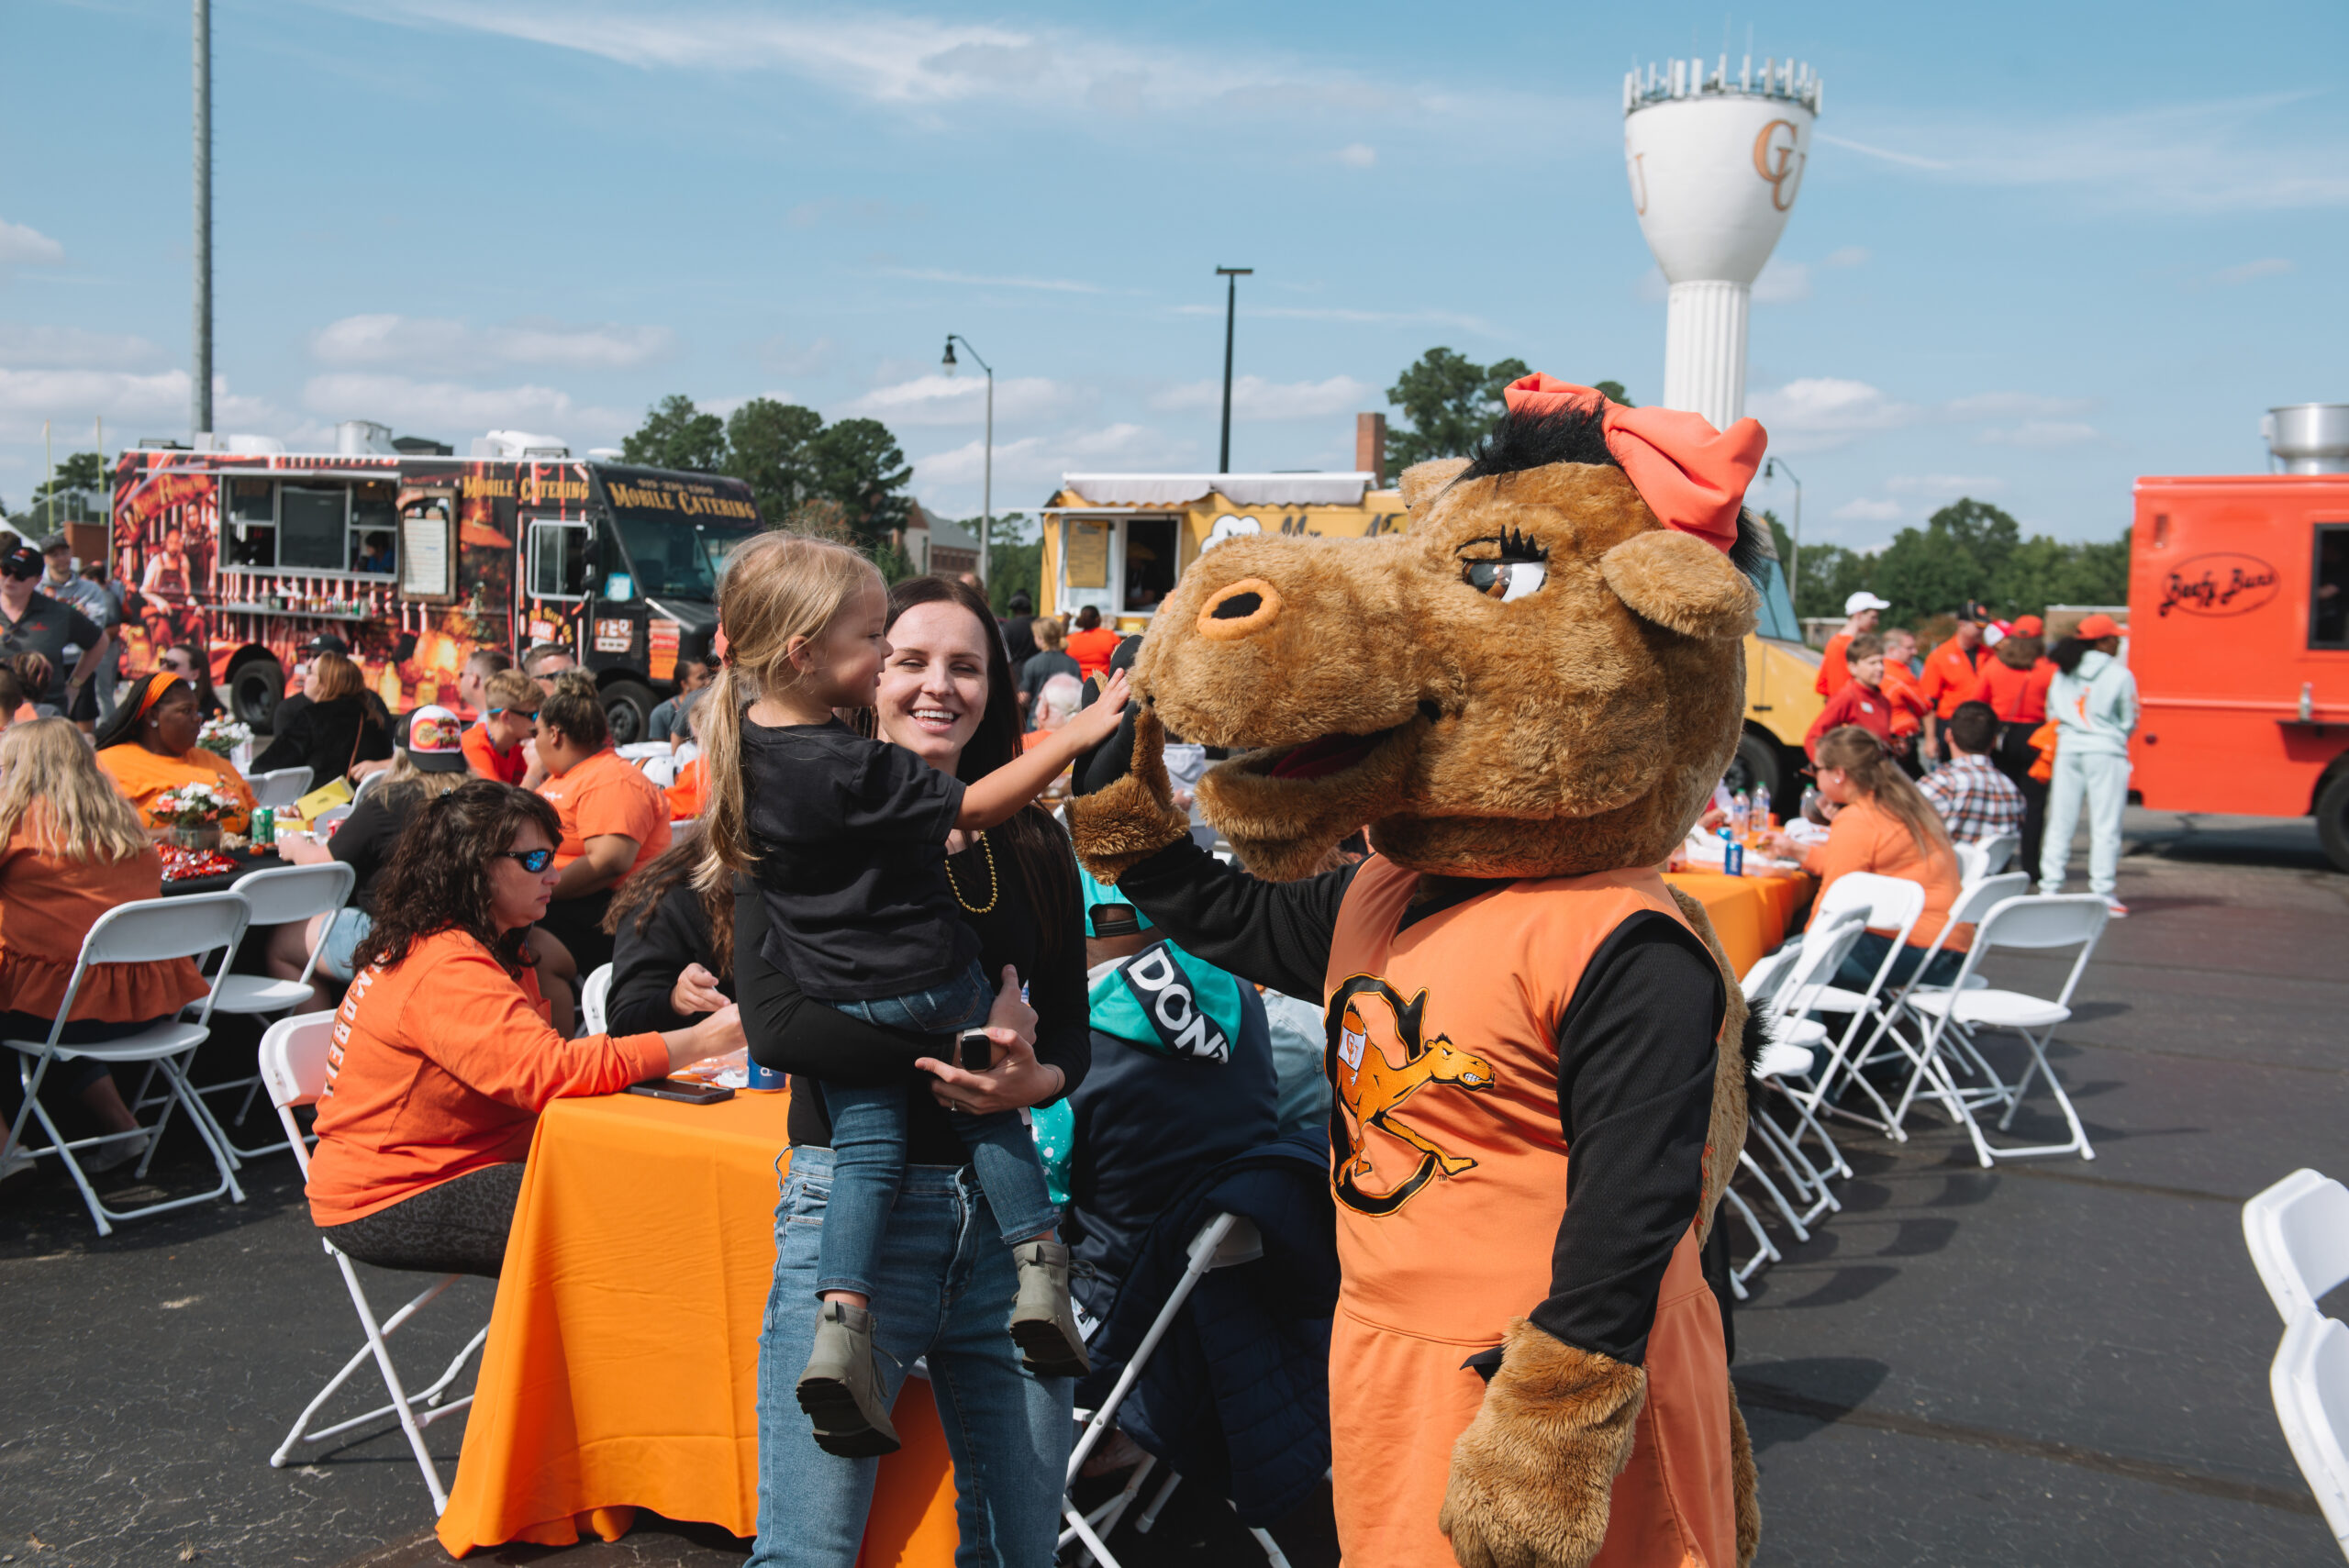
xmin=2011 ymin=614 xmax=2043 ymax=637
xmin=2074 ymin=612 xmax=2128 ymax=639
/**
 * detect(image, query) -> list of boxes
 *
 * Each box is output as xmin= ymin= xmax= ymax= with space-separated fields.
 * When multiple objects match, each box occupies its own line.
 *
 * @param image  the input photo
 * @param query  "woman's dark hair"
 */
xmin=351 ymin=780 xmax=562 ymax=976
xmin=1994 ymin=632 xmax=2043 ymax=672
xmin=93 ymin=673 xmax=192 ymax=750
xmin=606 ymin=820 xmax=734 ymax=975
xmin=169 ymin=643 xmax=224 ymax=716
xmin=540 ymin=670 xmax=608 ymax=751
xmin=873 ymin=575 xmax=1079 ymax=960
xmin=2048 ymin=636 xmax=2089 ymax=675
xmin=1075 ymin=604 xmax=1100 ymax=630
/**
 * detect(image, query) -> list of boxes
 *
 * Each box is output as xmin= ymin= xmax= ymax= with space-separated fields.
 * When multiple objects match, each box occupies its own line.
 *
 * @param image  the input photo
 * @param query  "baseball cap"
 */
xmin=37 ymin=533 xmax=69 ymax=554
xmin=1956 ymin=599 xmax=1995 ymax=623
xmin=303 ymin=632 xmax=350 ymax=655
xmin=400 ymin=704 xmax=469 ymax=772
xmin=1843 ymin=591 xmax=1890 ymax=615
xmin=2011 ymin=614 xmax=2044 ymax=637
xmin=1 ymin=546 xmax=44 ymax=580
xmin=2075 ymin=612 xmax=2129 ymax=640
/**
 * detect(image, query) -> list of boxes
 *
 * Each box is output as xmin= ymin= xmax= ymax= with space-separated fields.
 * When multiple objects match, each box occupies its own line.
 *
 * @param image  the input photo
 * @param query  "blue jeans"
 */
xmin=1834 ymin=930 xmax=1965 ymax=992
xmin=819 ymin=962 xmax=1057 ymax=1299
xmin=751 ymin=1150 xmax=1073 ymax=1567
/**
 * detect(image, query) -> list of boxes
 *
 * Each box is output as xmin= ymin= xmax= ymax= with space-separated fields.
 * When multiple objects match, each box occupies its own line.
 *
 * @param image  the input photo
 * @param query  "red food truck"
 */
xmin=2128 ymin=469 xmax=2349 ymax=869
xmin=109 ymin=445 xmax=763 ymax=740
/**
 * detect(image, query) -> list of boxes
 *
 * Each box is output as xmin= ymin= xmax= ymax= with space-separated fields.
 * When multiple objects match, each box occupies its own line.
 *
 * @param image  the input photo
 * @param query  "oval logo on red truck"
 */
xmin=2156 ymin=552 xmax=2281 ymax=617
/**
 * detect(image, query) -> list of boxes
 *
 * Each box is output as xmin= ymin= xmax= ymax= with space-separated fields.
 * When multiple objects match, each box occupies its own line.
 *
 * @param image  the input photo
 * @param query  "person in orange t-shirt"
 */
xmin=92 ymin=673 xmax=257 ymax=833
xmin=1877 ymin=627 xmax=1932 ymax=755
xmin=1814 ymin=590 xmax=1889 ymax=696
xmin=1765 ymin=724 xmax=1969 ymax=991
xmin=461 ymin=668 xmax=542 ymax=786
xmin=1063 ymin=605 xmax=1122 ymax=683
xmin=306 ymin=780 xmax=740 ymax=1275
xmin=532 ymin=673 xmax=673 ymax=972
xmin=1918 ymin=600 xmax=1992 ymax=761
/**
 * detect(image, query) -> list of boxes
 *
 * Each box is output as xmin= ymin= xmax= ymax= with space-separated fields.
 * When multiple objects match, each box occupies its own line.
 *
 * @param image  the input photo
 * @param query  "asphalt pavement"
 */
xmin=2 ymin=808 xmax=2342 ymax=1566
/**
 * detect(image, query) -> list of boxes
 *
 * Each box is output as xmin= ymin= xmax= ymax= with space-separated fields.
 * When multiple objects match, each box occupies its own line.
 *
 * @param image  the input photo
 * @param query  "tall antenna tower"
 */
xmin=1623 ymin=52 xmax=1820 ymax=429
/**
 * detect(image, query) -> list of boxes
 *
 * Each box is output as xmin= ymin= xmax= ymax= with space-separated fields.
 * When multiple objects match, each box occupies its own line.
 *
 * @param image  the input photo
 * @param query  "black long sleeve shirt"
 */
xmin=1114 ymin=838 xmax=1722 ymax=1366
xmin=739 ymin=836 xmax=1092 ymax=1163
xmin=607 ymin=880 xmax=737 ymax=1037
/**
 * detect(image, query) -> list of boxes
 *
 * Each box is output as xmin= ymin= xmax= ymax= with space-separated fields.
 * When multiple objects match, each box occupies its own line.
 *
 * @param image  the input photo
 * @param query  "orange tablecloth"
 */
xmin=1663 ymin=870 xmax=1809 ymax=976
xmin=434 ymin=1090 xmax=959 ymax=1563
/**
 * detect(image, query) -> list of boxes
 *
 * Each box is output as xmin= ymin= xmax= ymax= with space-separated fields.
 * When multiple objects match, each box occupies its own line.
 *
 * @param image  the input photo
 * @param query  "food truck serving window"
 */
xmin=2314 ymin=525 xmax=2349 ymax=650
xmin=223 ymin=480 xmax=397 ymax=578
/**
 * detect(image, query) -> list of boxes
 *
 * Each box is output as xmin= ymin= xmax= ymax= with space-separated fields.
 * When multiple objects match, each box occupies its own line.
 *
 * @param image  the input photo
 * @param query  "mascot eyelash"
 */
xmin=1456 ymin=530 xmax=1550 ymax=602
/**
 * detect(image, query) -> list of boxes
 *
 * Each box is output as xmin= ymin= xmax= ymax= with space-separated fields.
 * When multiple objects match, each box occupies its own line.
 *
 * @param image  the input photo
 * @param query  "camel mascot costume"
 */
xmin=1069 ymin=375 xmax=1771 ymax=1568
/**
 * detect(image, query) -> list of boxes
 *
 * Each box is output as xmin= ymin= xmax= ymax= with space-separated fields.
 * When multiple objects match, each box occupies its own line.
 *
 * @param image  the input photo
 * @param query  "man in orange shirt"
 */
xmin=532 ymin=674 xmax=672 ymax=971
xmin=1965 ymin=613 xmax=2056 ymax=869
xmin=1814 ymin=590 xmax=1889 ymax=696
xmin=1919 ymin=600 xmax=1991 ymax=762
xmin=1878 ymin=627 xmax=1931 ymax=764
xmin=1064 ymin=605 xmax=1122 ymax=683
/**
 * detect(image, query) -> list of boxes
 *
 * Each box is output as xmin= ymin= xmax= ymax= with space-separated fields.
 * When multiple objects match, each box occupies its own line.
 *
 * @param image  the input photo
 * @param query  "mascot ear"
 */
xmin=1600 ymin=528 xmax=1760 ymax=642
xmin=1397 ymin=457 xmax=1470 ymax=512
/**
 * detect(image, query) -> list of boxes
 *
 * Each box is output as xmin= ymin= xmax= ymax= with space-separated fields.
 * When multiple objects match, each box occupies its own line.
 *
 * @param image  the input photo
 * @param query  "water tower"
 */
xmin=1623 ymin=54 xmax=1821 ymax=429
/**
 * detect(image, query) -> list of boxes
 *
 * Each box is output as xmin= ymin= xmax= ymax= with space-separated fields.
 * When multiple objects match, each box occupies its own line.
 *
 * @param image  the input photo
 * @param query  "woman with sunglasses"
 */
xmin=461 ymin=667 xmax=545 ymax=787
xmin=155 ymin=645 xmax=225 ymax=721
xmin=304 ymin=780 xmax=743 ymax=1277
xmin=91 ymin=673 xmax=256 ymax=833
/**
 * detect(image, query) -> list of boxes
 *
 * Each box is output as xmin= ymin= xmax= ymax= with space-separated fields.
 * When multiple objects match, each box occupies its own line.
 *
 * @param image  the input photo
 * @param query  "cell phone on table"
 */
xmin=629 ymin=1077 xmax=734 ymax=1105
xmin=954 ymin=1029 xmax=996 ymax=1072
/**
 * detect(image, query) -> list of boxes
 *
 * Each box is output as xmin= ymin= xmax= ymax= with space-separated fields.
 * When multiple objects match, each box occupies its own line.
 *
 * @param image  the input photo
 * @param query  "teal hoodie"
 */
xmin=2047 ymin=648 xmax=2137 ymax=757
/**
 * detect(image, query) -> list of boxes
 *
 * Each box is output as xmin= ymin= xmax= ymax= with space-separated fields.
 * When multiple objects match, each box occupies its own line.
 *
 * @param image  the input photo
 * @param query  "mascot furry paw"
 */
xmin=1071 ymin=376 xmax=1771 ymax=1568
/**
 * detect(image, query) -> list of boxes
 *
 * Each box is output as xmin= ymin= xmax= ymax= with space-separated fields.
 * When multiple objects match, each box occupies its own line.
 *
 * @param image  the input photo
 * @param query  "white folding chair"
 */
xmin=1901 ymin=893 xmax=2109 ymax=1166
xmin=1721 ymin=1186 xmax=1781 ymax=1298
xmin=1736 ymin=908 xmax=1868 ymax=1227
xmin=2270 ymin=1313 xmax=2349 ymax=1559
xmin=2247 ymin=1170 xmax=2349 ymax=1325
xmin=615 ymin=741 xmax=671 ymax=762
xmin=1061 ymin=1213 xmax=1293 ymax=1568
xmin=580 ymin=963 xmax=613 ymax=1036
xmin=1973 ymin=831 xmax=2019 ymax=878
xmin=1861 ymin=872 xmax=2032 ymax=1129
xmin=1 ymin=892 xmax=251 ymax=1235
xmin=1778 ymin=873 xmax=1927 ymax=1148
xmin=249 ymin=766 xmax=314 ymax=809
xmin=186 ymin=862 xmax=358 ymax=1158
xmin=1952 ymin=840 xmax=1989 ymax=889
xmin=259 ymin=1014 xmax=488 ymax=1515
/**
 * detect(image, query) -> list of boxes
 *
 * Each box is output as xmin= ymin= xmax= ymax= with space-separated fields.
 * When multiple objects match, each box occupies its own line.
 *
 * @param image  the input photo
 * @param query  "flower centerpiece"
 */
xmin=150 ymin=782 xmax=237 ymax=850
xmin=196 ymin=717 xmax=252 ymax=758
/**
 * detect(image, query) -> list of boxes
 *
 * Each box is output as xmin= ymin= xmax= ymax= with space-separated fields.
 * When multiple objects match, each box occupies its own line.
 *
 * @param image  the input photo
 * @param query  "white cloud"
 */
xmin=913 ymin=421 xmax=1170 ymax=495
xmin=0 ymin=324 xmax=167 ymax=370
xmin=1148 ymin=374 xmax=1375 ymax=420
xmin=881 ymin=267 xmax=1107 ymax=295
xmin=1823 ymin=246 xmax=1871 ymax=268
xmin=0 ymin=220 xmax=64 ymax=266
xmin=1751 ymin=260 xmax=1809 ymax=305
xmin=309 ymin=313 xmax=674 ymax=370
xmin=1943 ymin=391 xmax=2093 ymax=421
xmin=1337 ymin=142 xmax=1376 ymax=168
xmin=0 ymin=369 xmax=278 ymax=443
xmin=2215 ymin=257 xmax=2293 ymax=285
xmin=1831 ymin=498 xmax=1905 ymax=523
xmin=1887 ymin=473 xmax=2004 ymax=495
xmin=841 ymin=373 xmax=1070 ymax=426
xmin=1979 ymin=420 xmax=2101 ymax=449
xmin=300 ymin=373 xmax=630 ymax=441
xmin=1748 ymin=378 xmax=1920 ymax=451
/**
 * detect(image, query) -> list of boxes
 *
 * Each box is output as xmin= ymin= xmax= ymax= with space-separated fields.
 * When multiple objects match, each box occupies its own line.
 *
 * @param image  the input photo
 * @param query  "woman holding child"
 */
xmin=704 ymin=550 xmax=1108 ymax=1567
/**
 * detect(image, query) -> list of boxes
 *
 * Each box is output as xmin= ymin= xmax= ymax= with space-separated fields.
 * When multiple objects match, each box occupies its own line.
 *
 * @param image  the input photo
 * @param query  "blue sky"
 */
xmin=6 ymin=0 xmax=2345 ymax=552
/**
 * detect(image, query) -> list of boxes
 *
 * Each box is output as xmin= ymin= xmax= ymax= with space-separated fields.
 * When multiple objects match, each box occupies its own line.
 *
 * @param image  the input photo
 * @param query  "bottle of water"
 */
xmin=1731 ymin=791 xmax=1751 ymax=844
xmin=1752 ymin=784 xmax=1772 ymax=838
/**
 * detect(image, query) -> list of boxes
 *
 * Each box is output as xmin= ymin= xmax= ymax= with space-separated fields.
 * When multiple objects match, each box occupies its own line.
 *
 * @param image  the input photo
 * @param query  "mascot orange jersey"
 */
xmin=1073 ymin=378 xmax=1770 ymax=1568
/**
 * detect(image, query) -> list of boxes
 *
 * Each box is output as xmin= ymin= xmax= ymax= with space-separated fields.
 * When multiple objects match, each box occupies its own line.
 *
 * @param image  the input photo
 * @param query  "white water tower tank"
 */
xmin=1624 ymin=54 xmax=1821 ymax=428
xmin=2263 ymin=405 xmax=2349 ymax=473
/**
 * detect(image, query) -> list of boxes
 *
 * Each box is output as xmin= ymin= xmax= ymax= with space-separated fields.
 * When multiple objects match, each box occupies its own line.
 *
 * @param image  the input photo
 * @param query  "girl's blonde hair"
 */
xmin=0 ymin=717 xmax=153 ymax=863
xmin=696 ymin=532 xmax=883 ymax=890
xmin=1814 ymin=725 xmax=1954 ymax=862
xmin=372 ymin=749 xmax=470 ymax=811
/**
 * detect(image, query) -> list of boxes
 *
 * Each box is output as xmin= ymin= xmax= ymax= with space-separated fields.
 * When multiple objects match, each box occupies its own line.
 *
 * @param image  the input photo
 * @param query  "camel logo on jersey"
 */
xmin=1325 ymin=975 xmax=1495 ymax=1217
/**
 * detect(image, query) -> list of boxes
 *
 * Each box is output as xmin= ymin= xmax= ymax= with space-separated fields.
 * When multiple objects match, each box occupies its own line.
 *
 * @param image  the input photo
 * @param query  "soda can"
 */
xmin=252 ymin=806 xmax=274 ymax=847
xmin=744 ymin=1057 xmax=787 ymax=1093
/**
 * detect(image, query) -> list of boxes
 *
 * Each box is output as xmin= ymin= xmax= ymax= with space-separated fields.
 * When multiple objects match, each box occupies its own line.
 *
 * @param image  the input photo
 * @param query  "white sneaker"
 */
xmin=82 ymin=1128 xmax=150 ymax=1176
xmin=2102 ymin=896 xmax=2129 ymax=918
xmin=0 ymin=1144 xmax=37 ymax=1184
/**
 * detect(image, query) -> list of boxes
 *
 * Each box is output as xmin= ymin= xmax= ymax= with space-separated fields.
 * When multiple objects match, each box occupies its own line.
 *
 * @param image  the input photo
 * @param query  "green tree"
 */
xmin=1384 ymin=348 xmax=1531 ymax=471
xmin=807 ymin=417 xmax=912 ymax=551
xmin=722 ymin=398 xmax=825 ymax=524
xmin=621 ymin=395 xmax=727 ymax=473
xmin=1592 ymin=380 xmax=1636 ymax=406
xmin=28 ymin=451 xmax=107 ymax=526
xmin=981 ymin=513 xmax=1043 ymax=613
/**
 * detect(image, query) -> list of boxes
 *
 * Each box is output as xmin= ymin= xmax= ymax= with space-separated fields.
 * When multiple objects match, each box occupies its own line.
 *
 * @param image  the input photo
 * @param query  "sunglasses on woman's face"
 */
xmin=496 ymin=848 xmax=556 ymax=873
xmin=488 ymin=706 xmax=538 ymax=721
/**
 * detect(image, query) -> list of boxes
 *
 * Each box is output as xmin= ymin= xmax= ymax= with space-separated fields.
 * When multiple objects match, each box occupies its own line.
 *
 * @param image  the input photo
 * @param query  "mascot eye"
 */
xmin=1463 ymin=560 xmax=1548 ymax=601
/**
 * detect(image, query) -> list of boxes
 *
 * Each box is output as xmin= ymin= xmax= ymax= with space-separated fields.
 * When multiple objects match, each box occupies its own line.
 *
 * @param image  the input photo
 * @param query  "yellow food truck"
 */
xmin=1037 ymin=471 xmax=1823 ymax=797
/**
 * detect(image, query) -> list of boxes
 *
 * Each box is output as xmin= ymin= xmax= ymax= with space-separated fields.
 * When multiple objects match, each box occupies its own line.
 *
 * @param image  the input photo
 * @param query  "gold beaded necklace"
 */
xmin=944 ymin=830 xmax=999 ymax=915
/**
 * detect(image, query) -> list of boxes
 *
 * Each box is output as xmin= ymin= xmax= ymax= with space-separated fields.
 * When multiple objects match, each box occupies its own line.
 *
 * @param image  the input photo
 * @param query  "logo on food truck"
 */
xmin=604 ymin=477 xmax=760 ymax=521
xmin=2156 ymin=552 xmax=2281 ymax=618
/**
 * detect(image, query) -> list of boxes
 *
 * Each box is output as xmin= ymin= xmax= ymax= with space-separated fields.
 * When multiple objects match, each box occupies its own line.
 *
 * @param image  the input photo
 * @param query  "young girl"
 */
xmin=700 ymin=534 xmax=1130 ymax=1457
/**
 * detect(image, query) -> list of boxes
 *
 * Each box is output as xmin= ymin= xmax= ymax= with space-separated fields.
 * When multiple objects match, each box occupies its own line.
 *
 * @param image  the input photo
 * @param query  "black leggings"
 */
xmin=318 ymin=1162 xmax=527 ymax=1278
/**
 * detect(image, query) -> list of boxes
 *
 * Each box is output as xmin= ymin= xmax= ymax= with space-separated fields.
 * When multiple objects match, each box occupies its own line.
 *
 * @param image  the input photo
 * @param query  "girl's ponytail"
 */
xmin=694 ymin=656 xmax=754 ymax=891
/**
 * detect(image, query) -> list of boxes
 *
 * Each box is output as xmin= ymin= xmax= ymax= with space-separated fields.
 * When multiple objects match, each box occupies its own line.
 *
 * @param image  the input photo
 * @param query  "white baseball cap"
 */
xmin=1844 ymin=591 xmax=1892 ymax=615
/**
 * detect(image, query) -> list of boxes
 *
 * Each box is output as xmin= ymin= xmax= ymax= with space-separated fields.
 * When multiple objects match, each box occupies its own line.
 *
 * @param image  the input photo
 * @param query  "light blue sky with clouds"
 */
xmin=6 ymin=0 xmax=2344 ymax=552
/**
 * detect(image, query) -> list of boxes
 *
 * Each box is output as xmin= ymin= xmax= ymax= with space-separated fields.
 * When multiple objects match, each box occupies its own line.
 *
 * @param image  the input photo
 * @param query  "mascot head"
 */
xmin=1103 ymin=376 xmax=1769 ymax=882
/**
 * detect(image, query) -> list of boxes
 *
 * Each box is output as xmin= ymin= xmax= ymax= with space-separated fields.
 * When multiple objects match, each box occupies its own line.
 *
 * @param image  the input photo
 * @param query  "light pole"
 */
xmin=1215 ymin=266 xmax=1252 ymax=473
xmin=1764 ymin=456 xmax=1801 ymax=616
xmin=941 ymin=335 xmax=992 ymax=591
xmin=193 ymin=0 xmax=212 ymax=440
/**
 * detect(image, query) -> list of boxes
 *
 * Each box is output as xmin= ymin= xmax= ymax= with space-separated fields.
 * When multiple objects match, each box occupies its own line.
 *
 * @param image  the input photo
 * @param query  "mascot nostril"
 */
xmin=1195 ymin=576 xmax=1282 ymax=641
xmin=1072 ymin=373 xmax=1770 ymax=1568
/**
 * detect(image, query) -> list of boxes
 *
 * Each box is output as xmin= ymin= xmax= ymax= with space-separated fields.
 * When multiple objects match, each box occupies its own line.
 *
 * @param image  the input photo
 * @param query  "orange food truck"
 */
xmin=2129 ymin=452 xmax=2349 ymax=869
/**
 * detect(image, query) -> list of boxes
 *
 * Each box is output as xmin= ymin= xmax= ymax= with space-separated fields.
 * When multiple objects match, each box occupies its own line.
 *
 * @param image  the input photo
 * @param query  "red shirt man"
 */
xmin=1964 ymin=613 xmax=2055 ymax=723
xmin=1919 ymin=601 xmax=1993 ymax=758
